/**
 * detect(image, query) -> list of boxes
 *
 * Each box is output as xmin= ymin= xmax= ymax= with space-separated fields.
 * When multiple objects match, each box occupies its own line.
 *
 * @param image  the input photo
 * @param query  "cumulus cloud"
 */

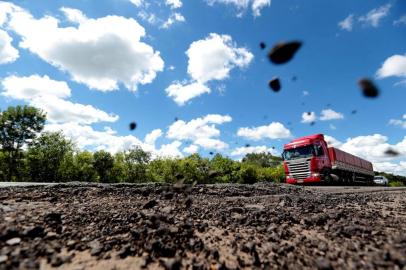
xmin=205 ymin=0 xmax=271 ymax=17
xmin=60 ymin=7 xmax=88 ymax=24
xmin=230 ymin=145 xmax=278 ymax=157
xmin=167 ymin=114 xmax=231 ymax=150
xmin=389 ymin=114 xmax=406 ymax=129
xmin=301 ymin=112 xmax=316 ymax=123
xmin=1 ymin=75 xmax=118 ymax=124
xmin=45 ymin=122 xmax=183 ymax=158
xmin=187 ymin=33 xmax=253 ymax=83
xmin=1 ymin=2 xmax=164 ymax=91
xmin=166 ymin=33 xmax=253 ymax=104
xmin=237 ymin=122 xmax=292 ymax=141
xmin=166 ymin=0 xmax=182 ymax=9
xmin=130 ymin=0 xmax=143 ymax=7
xmin=376 ymin=54 xmax=406 ymax=80
xmin=359 ymin=4 xmax=391 ymax=27
xmin=144 ymin=129 xmax=163 ymax=145
xmin=165 ymin=81 xmax=210 ymax=106
xmin=338 ymin=14 xmax=354 ymax=31
xmin=161 ymin=12 xmax=185 ymax=29
xmin=319 ymin=109 xmax=344 ymax=121
xmin=324 ymin=134 xmax=406 ymax=175
xmin=393 ymin=15 xmax=406 ymax=26
xmin=183 ymin=144 xmax=199 ymax=155
xmin=0 ymin=29 xmax=19 ymax=64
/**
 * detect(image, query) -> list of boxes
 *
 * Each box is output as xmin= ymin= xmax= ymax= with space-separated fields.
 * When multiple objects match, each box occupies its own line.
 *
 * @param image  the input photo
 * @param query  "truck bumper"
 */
xmin=286 ymin=176 xmax=321 ymax=184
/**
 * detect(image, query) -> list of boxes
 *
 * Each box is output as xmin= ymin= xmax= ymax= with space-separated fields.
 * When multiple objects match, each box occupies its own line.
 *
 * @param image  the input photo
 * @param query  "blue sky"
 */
xmin=0 ymin=0 xmax=406 ymax=174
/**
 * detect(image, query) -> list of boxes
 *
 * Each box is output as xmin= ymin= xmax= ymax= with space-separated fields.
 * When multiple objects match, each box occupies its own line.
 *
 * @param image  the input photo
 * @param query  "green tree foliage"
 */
xmin=27 ymin=132 xmax=74 ymax=182
xmin=0 ymin=106 xmax=46 ymax=181
xmin=123 ymin=146 xmax=151 ymax=183
xmin=93 ymin=150 xmax=115 ymax=183
xmin=242 ymin=152 xmax=282 ymax=168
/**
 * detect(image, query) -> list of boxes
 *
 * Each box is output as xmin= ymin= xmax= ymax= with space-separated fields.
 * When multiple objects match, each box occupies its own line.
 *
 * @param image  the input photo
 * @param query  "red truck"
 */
xmin=282 ymin=134 xmax=374 ymax=184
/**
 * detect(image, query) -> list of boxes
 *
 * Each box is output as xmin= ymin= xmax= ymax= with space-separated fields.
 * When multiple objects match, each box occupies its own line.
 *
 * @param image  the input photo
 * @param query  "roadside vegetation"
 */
xmin=0 ymin=105 xmax=284 ymax=183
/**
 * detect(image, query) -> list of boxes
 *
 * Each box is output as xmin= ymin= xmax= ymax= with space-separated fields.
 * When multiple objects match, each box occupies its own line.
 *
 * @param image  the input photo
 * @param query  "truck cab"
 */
xmin=282 ymin=134 xmax=330 ymax=184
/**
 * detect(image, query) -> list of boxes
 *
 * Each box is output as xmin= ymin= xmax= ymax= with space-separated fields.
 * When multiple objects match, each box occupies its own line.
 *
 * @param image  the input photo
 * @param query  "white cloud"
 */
xmin=0 ymin=29 xmax=19 ymax=64
xmin=376 ymin=54 xmax=406 ymax=79
xmin=45 ymin=122 xmax=183 ymax=158
xmin=130 ymin=0 xmax=143 ymax=7
xmin=194 ymin=137 xmax=228 ymax=150
xmin=187 ymin=33 xmax=253 ymax=83
xmin=340 ymin=134 xmax=406 ymax=163
xmin=237 ymin=122 xmax=292 ymax=141
xmin=183 ymin=144 xmax=199 ymax=154
xmin=205 ymin=0 xmax=271 ymax=17
xmin=389 ymin=114 xmax=406 ymax=129
xmin=338 ymin=14 xmax=354 ymax=31
xmin=319 ymin=109 xmax=344 ymax=121
xmin=394 ymin=15 xmax=406 ymax=26
xmin=374 ymin=161 xmax=406 ymax=176
xmin=156 ymin=140 xmax=183 ymax=158
xmin=165 ymin=81 xmax=211 ymax=105
xmin=359 ymin=4 xmax=391 ymax=27
xmin=166 ymin=0 xmax=182 ymax=9
xmin=60 ymin=7 xmax=88 ymax=24
xmin=161 ymin=12 xmax=185 ymax=29
xmin=323 ymin=134 xmax=406 ymax=175
xmin=324 ymin=135 xmax=342 ymax=148
xmin=167 ymin=114 xmax=231 ymax=150
xmin=230 ymin=145 xmax=278 ymax=156
xmin=144 ymin=129 xmax=163 ymax=145
xmin=301 ymin=111 xmax=316 ymax=123
xmin=167 ymin=33 xmax=253 ymax=104
xmin=1 ymin=75 xmax=118 ymax=124
xmin=2 ymin=74 xmax=70 ymax=100
xmin=329 ymin=124 xmax=337 ymax=130
xmin=1 ymin=2 xmax=164 ymax=92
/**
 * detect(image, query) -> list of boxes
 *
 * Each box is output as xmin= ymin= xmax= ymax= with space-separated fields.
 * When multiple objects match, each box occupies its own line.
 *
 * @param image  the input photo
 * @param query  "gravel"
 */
xmin=0 ymin=183 xmax=405 ymax=269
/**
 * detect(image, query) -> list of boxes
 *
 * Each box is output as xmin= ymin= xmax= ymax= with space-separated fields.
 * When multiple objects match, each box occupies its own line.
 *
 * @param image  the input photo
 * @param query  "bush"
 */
xmin=389 ymin=181 xmax=405 ymax=187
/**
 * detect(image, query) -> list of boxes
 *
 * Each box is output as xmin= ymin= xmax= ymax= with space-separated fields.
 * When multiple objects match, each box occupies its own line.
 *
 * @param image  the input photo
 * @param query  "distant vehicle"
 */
xmin=282 ymin=134 xmax=374 ymax=184
xmin=373 ymin=176 xmax=389 ymax=186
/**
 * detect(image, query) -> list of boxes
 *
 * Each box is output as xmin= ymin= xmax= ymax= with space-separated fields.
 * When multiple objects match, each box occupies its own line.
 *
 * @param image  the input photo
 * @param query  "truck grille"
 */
xmin=286 ymin=158 xmax=311 ymax=181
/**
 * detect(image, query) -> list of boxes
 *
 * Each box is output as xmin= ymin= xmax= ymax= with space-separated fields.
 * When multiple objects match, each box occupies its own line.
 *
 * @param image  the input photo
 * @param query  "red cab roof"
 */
xmin=284 ymin=134 xmax=324 ymax=150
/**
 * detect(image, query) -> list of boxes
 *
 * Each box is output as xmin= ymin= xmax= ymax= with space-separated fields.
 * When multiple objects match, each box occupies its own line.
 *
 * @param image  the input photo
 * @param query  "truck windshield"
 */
xmin=282 ymin=145 xmax=314 ymax=160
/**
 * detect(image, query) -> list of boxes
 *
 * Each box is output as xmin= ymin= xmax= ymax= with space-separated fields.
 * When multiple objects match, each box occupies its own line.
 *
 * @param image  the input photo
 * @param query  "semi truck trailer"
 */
xmin=282 ymin=134 xmax=374 ymax=184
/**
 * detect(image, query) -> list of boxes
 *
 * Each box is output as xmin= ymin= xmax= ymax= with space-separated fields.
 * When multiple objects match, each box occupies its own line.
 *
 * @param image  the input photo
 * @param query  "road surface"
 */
xmin=0 ymin=183 xmax=405 ymax=269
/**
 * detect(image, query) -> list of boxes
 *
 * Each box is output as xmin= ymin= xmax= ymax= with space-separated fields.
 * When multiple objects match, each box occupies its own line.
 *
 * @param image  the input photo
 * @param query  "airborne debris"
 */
xmin=268 ymin=41 xmax=302 ymax=64
xmin=384 ymin=148 xmax=400 ymax=157
xmin=358 ymin=78 xmax=379 ymax=98
xmin=259 ymin=42 xmax=266 ymax=49
xmin=129 ymin=122 xmax=137 ymax=131
xmin=209 ymin=151 xmax=214 ymax=155
xmin=269 ymin=77 xmax=281 ymax=92
xmin=351 ymin=110 xmax=357 ymax=114
xmin=292 ymin=75 xmax=297 ymax=81
xmin=245 ymin=143 xmax=250 ymax=148
xmin=310 ymin=121 xmax=315 ymax=126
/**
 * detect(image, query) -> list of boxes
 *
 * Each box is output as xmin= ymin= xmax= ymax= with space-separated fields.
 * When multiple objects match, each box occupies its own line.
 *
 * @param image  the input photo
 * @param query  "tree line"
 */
xmin=0 ymin=105 xmax=285 ymax=183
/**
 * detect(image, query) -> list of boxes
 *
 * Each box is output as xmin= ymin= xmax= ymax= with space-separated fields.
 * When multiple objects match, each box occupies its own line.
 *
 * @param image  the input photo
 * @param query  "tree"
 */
xmin=122 ymin=146 xmax=151 ymax=183
xmin=242 ymin=152 xmax=282 ymax=168
xmin=0 ymin=106 xmax=46 ymax=181
xmin=27 ymin=131 xmax=74 ymax=182
xmin=93 ymin=150 xmax=114 ymax=183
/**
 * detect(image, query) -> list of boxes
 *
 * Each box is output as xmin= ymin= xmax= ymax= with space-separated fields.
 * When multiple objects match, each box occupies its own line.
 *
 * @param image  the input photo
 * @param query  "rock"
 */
xmin=316 ymin=257 xmax=333 ymax=270
xmin=6 ymin=237 xmax=21 ymax=246
xmin=24 ymin=226 xmax=44 ymax=238
xmin=160 ymin=258 xmax=181 ymax=270
xmin=358 ymin=78 xmax=379 ymax=98
xmin=89 ymin=240 xmax=102 ymax=256
xmin=0 ymin=255 xmax=8 ymax=263
xmin=269 ymin=77 xmax=281 ymax=92
xmin=268 ymin=41 xmax=302 ymax=64
xmin=143 ymin=199 xmax=157 ymax=209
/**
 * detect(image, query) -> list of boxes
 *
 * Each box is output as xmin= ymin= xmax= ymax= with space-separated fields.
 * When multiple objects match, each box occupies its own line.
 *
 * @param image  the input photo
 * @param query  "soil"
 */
xmin=0 ymin=183 xmax=405 ymax=269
